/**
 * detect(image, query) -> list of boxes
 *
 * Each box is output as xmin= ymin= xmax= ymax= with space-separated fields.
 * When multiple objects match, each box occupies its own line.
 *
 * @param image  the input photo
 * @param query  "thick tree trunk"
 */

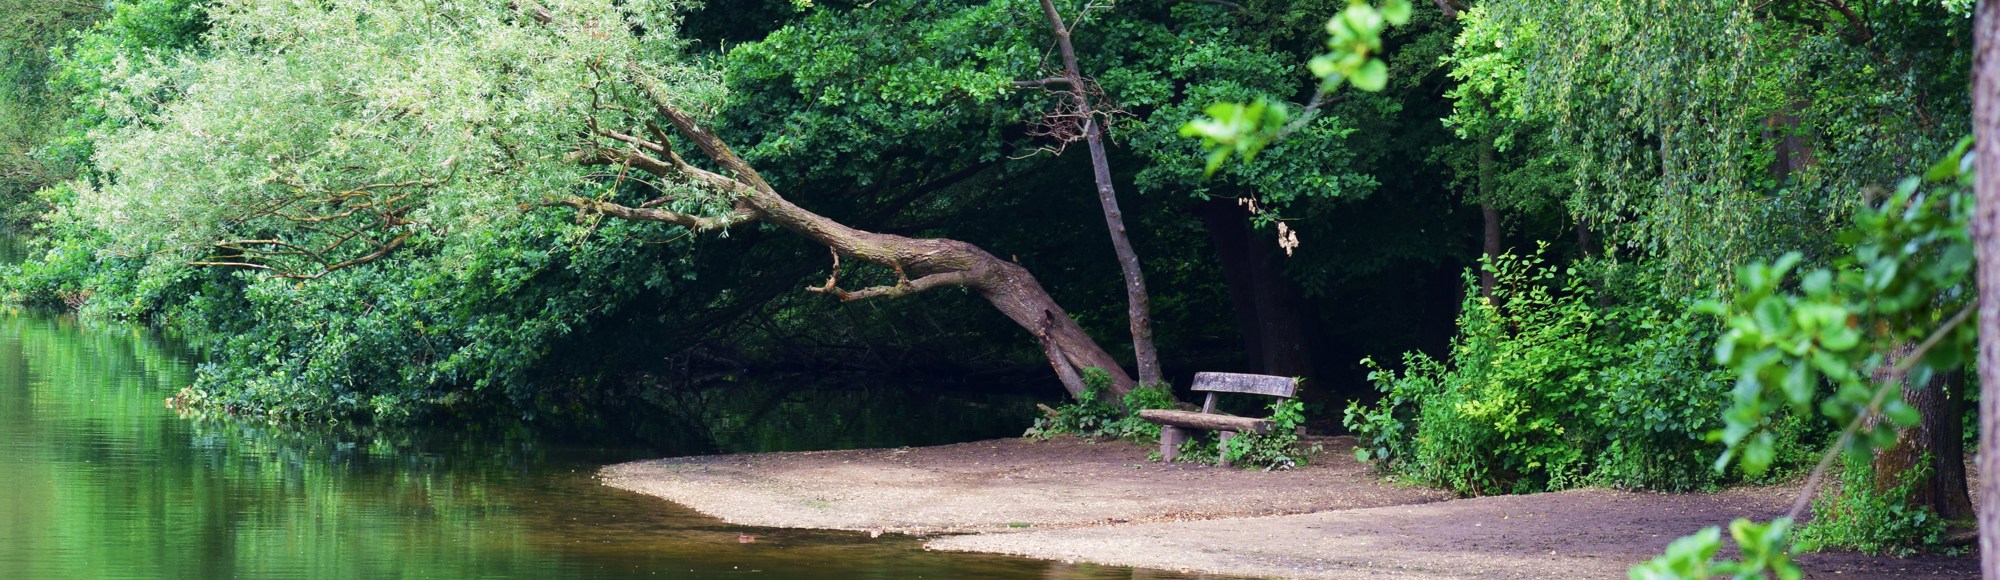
xmin=570 ymin=66 xmax=1139 ymax=399
xmin=1969 ymin=1 xmax=2000 ymax=574
xmin=1197 ymin=199 xmax=1321 ymax=397
xmin=1870 ymin=346 xmax=1975 ymax=521
xmin=1036 ymin=0 xmax=1162 ymax=387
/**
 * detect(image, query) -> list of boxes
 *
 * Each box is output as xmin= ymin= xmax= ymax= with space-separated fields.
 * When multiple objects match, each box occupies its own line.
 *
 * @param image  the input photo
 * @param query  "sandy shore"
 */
xmin=600 ymin=436 xmax=1980 ymax=578
xmin=599 ymin=435 xmax=1449 ymax=535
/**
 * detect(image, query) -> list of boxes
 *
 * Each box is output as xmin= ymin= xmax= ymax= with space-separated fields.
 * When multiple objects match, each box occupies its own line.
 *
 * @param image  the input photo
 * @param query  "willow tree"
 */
xmin=76 ymin=0 xmax=1134 ymax=397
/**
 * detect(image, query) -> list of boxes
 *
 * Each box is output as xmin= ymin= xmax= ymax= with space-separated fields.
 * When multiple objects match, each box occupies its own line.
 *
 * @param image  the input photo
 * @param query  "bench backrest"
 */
xmin=1191 ymin=372 xmax=1297 ymax=398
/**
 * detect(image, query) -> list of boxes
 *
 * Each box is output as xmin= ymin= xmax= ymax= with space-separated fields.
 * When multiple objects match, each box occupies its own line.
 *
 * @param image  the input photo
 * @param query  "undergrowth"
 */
xmin=1024 ymin=368 xmax=1175 ymax=441
xmin=1026 ymin=368 xmax=1312 ymax=469
xmin=1797 ymin=454 xmax=1949 ymax=557
xmin=1169 ymin=397 xmax=1316 ymax=470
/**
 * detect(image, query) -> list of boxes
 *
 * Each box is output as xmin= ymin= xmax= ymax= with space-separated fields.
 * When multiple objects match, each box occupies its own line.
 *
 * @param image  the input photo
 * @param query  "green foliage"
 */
xmin=1797 ymin=454 xmax=1947 ymax=557
xmin=1178 ymin=99 xmax=1294 ymax=175
xmin=1165 ymin=395 xmax=1315 ymax=470
xmin=1702 ymin=140 xmax=1975 ymax=477
xmin=1456 ymin=0 xmax=1967 ymax=292
xmin=1024 ymin=368 xmax=1175 ymax=441
xmin=1348 ymin=245 xmax=1604 ymax=494
xmin=1218 ymin=397 xmax=1312 ymax=470
xmin=1628 ymin=518 xmax=1801 ymax=580
xmin=1179 ymin=0 xmax=1411 ymax=174
xmin=1639 ymin=140 xmax=1977 ymax=580
xmin=1347 ymin=245 xmax=1756 ymax=494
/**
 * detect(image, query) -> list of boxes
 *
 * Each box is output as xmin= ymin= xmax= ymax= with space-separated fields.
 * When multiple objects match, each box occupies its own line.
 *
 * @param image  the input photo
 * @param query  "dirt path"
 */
xmin=600 ymin=436 xmax=1980 ymax=578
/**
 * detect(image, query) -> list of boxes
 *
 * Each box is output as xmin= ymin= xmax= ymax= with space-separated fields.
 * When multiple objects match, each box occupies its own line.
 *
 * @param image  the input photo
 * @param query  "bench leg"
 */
xmin=1217 ymin=431 xmax=1236 ymax=468
xmin=1159 ymin=425 xmax=1188 ymax=462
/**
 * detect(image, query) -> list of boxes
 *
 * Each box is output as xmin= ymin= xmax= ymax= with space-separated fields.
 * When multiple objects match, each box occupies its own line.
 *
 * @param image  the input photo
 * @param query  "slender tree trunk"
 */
xmin=1968 ymin=1 xmax=2000 ymax=574
xmin=1036 ymin=0 xmax=1162 ymax=386
xmin=1478 ymin=139 xmax=1500 ymax=300
xmin=1576 ymin=218 xmax=1596 ymax=258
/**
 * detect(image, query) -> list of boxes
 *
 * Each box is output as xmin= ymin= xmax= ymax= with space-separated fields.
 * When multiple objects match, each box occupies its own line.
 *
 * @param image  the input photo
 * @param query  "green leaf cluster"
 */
xmin=1796 ymin=453 xmax=1949 ymax=556
xmin=1628 ymin=517 xmax=1801 ymax=580
xmin=1023 ymin=368 xmax=1175 ymax=441
xmin=1177 ymin=0 xmax=1411 ymax=175
xmin=1701 ymin=140 xmax=1976 ymax=477
xmin=1346 ymin=245 xmax=1761 ymax=494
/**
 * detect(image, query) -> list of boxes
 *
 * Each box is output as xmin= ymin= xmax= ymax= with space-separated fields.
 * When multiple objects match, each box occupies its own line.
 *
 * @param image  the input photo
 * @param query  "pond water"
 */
xmin=0 ymin=311 xmax=1186 ymax=579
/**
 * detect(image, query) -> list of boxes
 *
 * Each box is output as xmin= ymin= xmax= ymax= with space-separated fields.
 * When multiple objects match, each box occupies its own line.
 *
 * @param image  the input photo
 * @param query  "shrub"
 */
xmin=1216 ymin=397 xmax=1312 ymax=469
xmin=1345 ymin=245 xmax=1802 ymax=494
xmin=1024 ymin=368 xmax=1176 ymax=441
xmin=1797 ymin=454 xmax=1949 ymax=557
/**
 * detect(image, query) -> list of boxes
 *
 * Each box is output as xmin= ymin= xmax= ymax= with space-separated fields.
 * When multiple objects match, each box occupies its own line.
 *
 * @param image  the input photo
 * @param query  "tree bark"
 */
xmin=1576 ymin=218 xmax=1596 ymax=258
xmin=1036 ymin=0 xmax=1163 ymax=387
xmin=571 ymin=65 xmax=1139 ymax=399
xmin=1969 ymin=1 xmax=2000 ymax=574
xmin=1869 ymin=345 xmax=1974 ymax=521
xmin=1197 ymin=199 xmax=1321 ymax=397
xmin=1478 ymin=138 xmax=1500 ymax=300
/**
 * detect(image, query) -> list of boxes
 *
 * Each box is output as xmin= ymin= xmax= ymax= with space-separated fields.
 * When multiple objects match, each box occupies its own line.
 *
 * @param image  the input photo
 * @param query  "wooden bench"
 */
xmin=1137 ymin=372 xmax=1298 ymax=466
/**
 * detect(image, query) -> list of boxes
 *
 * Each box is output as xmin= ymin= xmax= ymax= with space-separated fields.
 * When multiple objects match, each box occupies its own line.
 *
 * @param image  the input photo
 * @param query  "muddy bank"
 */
xmin=600 ymin=435 xmax=1448 ymax=534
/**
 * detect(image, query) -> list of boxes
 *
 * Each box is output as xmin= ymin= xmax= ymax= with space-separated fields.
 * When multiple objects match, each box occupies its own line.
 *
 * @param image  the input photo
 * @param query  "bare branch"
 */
xmin=546 ymin=195 xmax=752 ymax=232
xmin=1433 ymin=0 xmax=1466 ymax=19
xmin=805 ymin=269 xmax=977 ymax=302
xmin=1012 ymin=77 xmax=1072 ymax=89
xmin=567 ymin=146 xmax=760 ymax=199
xmin=623 ymin=62 xmax=775 ymax=194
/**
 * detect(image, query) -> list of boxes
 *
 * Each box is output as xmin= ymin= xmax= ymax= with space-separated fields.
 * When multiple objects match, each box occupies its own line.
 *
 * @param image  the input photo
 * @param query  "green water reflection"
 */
xmin=0 ymin=312 xmax=1184 ymax=579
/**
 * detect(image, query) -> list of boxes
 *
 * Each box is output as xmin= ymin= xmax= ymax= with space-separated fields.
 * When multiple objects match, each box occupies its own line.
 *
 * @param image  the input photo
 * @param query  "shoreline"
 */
xmin=600 ymin=436 xmax=1978 ymax=578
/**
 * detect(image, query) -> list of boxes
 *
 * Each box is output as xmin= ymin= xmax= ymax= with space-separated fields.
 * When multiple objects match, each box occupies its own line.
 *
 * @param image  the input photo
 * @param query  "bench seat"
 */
xmin=1137 ymin=372 xmax=1298 ymax=466
xmin=1136 ymin=409 xmax=1273 ymax=435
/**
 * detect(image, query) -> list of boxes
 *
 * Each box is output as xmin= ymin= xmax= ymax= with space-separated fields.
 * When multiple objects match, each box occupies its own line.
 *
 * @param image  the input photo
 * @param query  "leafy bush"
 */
xmin=1346 ymin=245 xmax=1790 ymax=494
xmin=1217 ymin=397 xmax=1313 ymax=470
xmin=1797 ymin=454 xmax=1948 ymax=557
xmin=1024 ymin=368 xmax=1176 ymax=441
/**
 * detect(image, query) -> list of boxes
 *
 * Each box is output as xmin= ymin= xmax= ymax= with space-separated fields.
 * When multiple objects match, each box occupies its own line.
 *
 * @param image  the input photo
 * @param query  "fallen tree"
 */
xmin=74 ymin=0 xmax=1135 ymax=399
xmin=554 ymin=63 xmax=1136 ymax=397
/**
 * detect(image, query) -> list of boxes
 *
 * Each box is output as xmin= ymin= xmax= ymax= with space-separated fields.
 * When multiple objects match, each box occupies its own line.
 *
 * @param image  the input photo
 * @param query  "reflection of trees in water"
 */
xmin=0 ymin=313 xmax=1138 ymax=579
xmin=635 ymin=374 xmax=1043 ymax=454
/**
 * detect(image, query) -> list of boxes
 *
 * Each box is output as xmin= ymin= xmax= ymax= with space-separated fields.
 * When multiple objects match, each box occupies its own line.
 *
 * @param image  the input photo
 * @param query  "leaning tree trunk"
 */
xmin=1033 ymin=0 xmax=1162 ymax=387
xmin=1869 ymin=345 xmax=1975 ymax=522
xmin=559 ymin=63 xmax=1139 ymax=399
xmin=1970 ymin=0 xmax=2000 ymax=575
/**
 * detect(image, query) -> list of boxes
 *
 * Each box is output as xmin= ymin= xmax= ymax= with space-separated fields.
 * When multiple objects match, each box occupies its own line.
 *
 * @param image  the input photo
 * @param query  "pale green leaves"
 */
xmin=1629 ymin=518 xmax=1801 ymax=580
xmin=1180 ymin=0 xmax=1409 ymax=176
xmin=1310 ymin=0 xmax=1410 ymax=92
xmin=1176 ymin=100 xmax=1291 ymax=176
xmin=1700 ymin=141 xmax=1977 ymax=478
xmin=83 ymin=0 xmax=719 ymax=272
